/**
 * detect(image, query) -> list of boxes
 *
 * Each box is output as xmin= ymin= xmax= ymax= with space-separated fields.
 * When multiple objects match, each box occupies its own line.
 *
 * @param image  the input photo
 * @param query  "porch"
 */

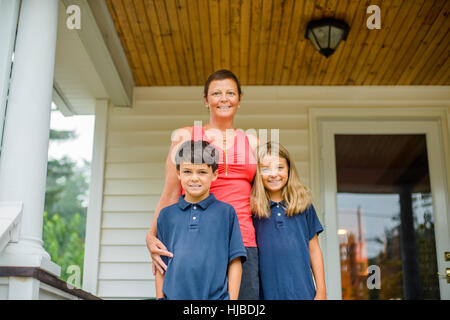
xmin=0 ymin=0 xmax=449 ymax=300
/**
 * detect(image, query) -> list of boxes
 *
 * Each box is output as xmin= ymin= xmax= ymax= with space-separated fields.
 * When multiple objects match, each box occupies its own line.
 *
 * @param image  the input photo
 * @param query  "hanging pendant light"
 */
xmin=305 ymin=18 xmax=350 ymax=58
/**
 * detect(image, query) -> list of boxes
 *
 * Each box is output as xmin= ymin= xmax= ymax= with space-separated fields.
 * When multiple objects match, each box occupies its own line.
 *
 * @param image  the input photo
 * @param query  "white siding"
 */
xmin=96 ymin=86 xmax=450 ymax=299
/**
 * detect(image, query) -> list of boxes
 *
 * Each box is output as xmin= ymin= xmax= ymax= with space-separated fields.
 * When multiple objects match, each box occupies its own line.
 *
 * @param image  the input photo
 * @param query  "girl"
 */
xmin=251 ymin=142 xmax=326 ymax=300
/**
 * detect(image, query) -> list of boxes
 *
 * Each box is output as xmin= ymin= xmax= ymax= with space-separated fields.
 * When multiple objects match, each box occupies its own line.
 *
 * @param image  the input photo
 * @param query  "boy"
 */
xmin=155 ymin=140 xmax=247 ymax=300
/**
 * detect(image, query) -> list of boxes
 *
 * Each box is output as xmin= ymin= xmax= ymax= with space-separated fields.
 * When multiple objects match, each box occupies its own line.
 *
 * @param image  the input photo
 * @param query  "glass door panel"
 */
xmin=335 ymin=134 xmax=440 ymax=300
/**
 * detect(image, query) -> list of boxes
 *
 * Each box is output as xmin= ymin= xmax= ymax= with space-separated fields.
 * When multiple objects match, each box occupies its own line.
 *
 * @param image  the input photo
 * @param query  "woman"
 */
xmin=146 ymin=69 xmax=260 ymax=299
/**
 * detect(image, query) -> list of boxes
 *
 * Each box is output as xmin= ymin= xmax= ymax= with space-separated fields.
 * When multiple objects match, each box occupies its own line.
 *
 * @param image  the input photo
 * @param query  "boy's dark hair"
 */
xmin=175 ymin=140 xmax=219 ymax=172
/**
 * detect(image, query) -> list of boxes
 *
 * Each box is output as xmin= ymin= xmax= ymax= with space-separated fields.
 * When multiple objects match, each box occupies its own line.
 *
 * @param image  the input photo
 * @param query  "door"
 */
xmin=319 ymin=120 xmax=450 ymax=300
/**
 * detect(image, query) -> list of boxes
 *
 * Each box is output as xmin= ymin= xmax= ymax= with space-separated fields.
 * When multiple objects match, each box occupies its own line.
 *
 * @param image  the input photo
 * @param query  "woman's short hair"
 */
xmin=175 ymin=140 xmax=219 ymax=172
xmin=203 ymin=69 xmax=242 ymax=98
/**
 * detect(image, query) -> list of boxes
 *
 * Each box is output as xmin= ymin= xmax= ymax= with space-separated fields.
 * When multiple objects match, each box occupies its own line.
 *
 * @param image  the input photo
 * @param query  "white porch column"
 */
xmin=0 ymin=0 xmax=60 ymax=276
xmin=0 ymin=0 xmax=20 ymax=146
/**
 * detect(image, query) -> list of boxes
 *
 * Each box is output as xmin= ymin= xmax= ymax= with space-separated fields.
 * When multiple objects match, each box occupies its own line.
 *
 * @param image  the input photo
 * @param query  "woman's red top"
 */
xmin=181 ymin=125 xmax=257 ymax=247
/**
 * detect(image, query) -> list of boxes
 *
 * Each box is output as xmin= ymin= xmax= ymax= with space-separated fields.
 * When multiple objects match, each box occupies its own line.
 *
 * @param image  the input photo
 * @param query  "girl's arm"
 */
xmin=145 ymin=128 xmax=190 ymax=275
xmin=309 ymin=234 xmax=327 ymax=300
xmin=227 ymin=257 xmax=243 ymax=300
xmin=155 ymin=270 xmax=165 ymax=299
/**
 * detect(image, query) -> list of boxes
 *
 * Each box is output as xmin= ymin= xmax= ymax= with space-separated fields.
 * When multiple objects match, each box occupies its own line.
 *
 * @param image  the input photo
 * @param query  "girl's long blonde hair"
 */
xmin=251 ymin=142 xmax=312 ymax=218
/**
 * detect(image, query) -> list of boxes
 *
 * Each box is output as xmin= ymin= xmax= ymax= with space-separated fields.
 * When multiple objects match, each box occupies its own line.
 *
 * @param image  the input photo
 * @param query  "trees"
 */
xmin=43 ymin=211 xmax=85 ymax=283
xmin=45 ymin=156 xmax=89 ymax=238
xmin=43 ymin=127 xmax=90 ymax=285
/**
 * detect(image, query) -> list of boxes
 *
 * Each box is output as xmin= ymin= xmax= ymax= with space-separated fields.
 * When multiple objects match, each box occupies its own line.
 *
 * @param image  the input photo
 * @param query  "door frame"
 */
xmin=310 ymin=108 xmax=450 ymax=300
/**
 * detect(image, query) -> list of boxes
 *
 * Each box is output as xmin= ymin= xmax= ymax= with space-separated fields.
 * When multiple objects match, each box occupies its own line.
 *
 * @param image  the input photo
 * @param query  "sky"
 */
xmin=48 ymin=104 xmax=95 ymax=166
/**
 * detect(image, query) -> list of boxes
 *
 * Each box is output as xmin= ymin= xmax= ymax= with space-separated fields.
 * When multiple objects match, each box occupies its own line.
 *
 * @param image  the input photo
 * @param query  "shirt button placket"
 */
xmin=189 ymin=205 xmax=199 ymax=230
xmin=275 ymin=203 xmax=284 ymax=228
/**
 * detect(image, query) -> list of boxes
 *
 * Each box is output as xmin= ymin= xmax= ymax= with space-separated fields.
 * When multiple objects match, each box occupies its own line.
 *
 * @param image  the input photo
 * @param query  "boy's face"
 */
xmin=177 ymin=162 xmax=218 ymax=201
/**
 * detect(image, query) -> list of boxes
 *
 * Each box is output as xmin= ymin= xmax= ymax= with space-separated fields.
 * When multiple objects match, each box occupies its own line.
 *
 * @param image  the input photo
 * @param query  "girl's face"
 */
xmin=259 ymin=154 xmax=289 ymax=199
xmin=203 ymin=79 xmax=241 ymax=119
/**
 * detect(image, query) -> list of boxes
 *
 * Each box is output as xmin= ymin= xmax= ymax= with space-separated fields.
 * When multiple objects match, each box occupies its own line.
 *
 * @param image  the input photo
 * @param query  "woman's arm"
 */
xmin=309 ymin=234 xmax=327 ymax=300
xmin=145 ymin=127 xmax=191 ymax=274
xmin=227 ymin=257 xmax=243 ymax=300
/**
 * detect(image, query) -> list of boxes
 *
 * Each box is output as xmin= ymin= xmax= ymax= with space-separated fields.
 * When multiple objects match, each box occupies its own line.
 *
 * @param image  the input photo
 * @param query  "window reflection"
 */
xmin=335 ymin=135 xmax=440 ymax=300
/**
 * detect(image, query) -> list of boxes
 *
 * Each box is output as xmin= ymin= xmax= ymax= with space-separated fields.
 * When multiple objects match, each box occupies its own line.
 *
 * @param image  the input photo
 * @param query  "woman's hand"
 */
xmin=146 ymin=232 xmax=173 ymax=275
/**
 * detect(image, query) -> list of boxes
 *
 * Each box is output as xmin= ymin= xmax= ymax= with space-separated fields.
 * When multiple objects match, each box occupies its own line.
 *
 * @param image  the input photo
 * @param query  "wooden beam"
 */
xmin=198 ymin=0 xmax=214 ymax=77
xmin=386 ymin=0 xmax=447 ymax=85
xmin=174 ymin=0 xmax=197 ymax=84
xmin=263 ymin=0 xmax=283 ymax=84
xmin=187 ymin=0 xmax=205 ymax=82
xmin=272 ymin=0 xmax=295 ymax=84
xmin=254 ymin=0 xmax=272 ymax=85
xmin=239 ymin=0 xmax=251 ymax=83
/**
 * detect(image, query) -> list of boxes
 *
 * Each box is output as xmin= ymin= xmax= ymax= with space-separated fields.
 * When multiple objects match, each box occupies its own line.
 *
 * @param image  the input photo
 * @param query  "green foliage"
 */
xmin=43 ymin=211 xmax=85 ymax=283
xmin=45 ymin=157 xmax=90 ymax=238
xmin=49 ymin=129 xmax=77 ymax=141
xmin=43 ymin=125 xmax=90 ymax=286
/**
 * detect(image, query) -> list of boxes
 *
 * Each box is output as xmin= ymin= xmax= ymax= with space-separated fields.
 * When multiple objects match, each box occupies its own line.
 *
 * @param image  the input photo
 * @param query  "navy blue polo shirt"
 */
xmin=253 ymin=202 xmax=323 ymax=300
xmin=157 ymin=193 xmax=247 ymax=300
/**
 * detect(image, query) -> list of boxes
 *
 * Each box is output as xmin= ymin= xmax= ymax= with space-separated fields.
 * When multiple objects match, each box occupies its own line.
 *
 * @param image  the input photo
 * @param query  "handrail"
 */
xmin=0 ymin=266 xmax=101 ymax=300
xmin=0 ymin=202 xmax=23 ymax=253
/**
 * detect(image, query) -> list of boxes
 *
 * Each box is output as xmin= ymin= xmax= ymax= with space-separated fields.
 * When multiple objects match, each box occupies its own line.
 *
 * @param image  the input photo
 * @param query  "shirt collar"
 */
xmin=270 ymin=199 xmax=285 ymax=208
xmin=178 ymin=193 xmax=216 ymax=210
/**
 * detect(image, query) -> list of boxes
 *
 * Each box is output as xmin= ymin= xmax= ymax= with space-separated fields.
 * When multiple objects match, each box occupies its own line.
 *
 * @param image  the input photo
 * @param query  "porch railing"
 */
xmin=0 ymin=202 xmax=100 ymax=300
xmin=0 ymin=202 xmax=22 ymax=254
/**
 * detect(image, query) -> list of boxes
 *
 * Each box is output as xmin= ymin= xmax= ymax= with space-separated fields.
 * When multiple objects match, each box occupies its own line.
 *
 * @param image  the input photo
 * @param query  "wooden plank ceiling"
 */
xmin=105 ymin=0 xmax=450 ymax=86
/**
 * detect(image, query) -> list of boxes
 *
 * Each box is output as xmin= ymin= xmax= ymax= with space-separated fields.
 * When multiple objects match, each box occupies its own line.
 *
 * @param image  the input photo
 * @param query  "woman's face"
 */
xmin=204 ymin=79 xmax=241 ymax=120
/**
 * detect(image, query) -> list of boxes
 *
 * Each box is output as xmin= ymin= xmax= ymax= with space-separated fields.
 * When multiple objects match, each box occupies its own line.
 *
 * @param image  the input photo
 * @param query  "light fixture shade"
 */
xmin=305 ymin=18 xmax=350 ymax=58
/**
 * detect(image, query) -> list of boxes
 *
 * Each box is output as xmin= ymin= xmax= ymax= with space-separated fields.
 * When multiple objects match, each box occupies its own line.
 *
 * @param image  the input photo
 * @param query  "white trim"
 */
xmin=87 ymin=0 xmax=134 ymax=103
xmin=311 ymin=108 xmax=450 ymax=300
xmin=310 ymin=108 xmax=450 ymax=211
xmin=8 ymin=277 xmax=40 ymax=299
xmin=134 ymin=86 xmax=450 ymax=105
xmin=0 ymin=0 xmax=20 ymax=150
xmin=0 ymin=201 xmax=22 ymax=253
xmin=39 ymin=282 xmax=80 ymax=300
xmin=60 ymin=0 xmax=132 ymax=107
xmin=82 ymin=99 xmax=108 ymax=295
xmin=52 ymin=83 xmax=74 ymax=116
